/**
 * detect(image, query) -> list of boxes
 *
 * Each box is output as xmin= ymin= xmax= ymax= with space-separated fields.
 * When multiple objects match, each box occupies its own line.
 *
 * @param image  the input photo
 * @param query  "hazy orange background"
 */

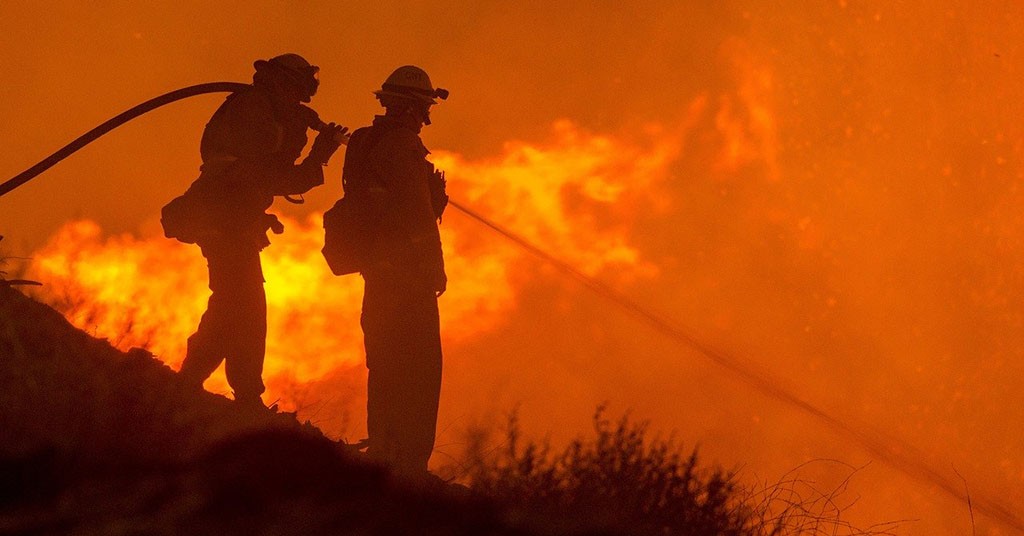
xmin=3 ymin=2 xmax=1024 ymax=534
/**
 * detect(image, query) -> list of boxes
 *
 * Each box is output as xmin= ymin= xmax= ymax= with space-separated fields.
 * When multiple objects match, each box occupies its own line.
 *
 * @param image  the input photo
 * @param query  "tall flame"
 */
xmin=28 ymin=115 xmax=691 ymax=436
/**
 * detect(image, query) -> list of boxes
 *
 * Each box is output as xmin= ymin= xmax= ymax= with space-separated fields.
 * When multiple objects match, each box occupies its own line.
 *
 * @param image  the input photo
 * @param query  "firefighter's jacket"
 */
xmin=185 ymin=85 xmax=322 ymax=247
xmin=343 ymin=115 xmax=444 ymax=283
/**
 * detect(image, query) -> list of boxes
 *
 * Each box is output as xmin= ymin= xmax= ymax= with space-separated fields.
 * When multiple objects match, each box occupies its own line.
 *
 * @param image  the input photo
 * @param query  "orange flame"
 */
xmin=28 ymin=116 xmax=697 ymax=436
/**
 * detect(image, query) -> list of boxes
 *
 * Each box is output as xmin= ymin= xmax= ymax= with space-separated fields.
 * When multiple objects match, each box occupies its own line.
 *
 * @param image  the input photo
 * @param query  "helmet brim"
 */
xmin=373 ymin=89 xmax=436 ymax=105
xmin=255 ymin=59 xmax=320 ymax=75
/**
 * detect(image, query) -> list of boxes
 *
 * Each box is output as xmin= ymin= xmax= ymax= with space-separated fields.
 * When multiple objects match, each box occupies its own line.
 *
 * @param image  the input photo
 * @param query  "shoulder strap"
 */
xmin=342 ymin=124 xmax=389 ymax=193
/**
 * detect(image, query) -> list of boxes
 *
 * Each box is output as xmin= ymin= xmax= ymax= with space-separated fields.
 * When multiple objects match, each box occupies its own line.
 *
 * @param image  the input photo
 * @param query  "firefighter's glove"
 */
xmin=434 ymin=270 xmax=447 ymax=298
xmin=297 ymin=105 xmax=322 ymax=131
xmin=429 ymin=169 xmax=449 ymax=221
xmin=263 ymin=213 xmax=285 ymax=235
xmin=308 ymin=123 xmax=349 ymax=166
xmin=432 ymin=257 xmax=447 ymax=297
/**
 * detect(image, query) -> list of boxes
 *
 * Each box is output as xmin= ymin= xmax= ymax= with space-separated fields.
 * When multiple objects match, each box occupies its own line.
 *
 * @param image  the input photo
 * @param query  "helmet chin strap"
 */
xmin=402 ymin=101 xmax=431 ymax=125
xmin=412 ymin=105 xmax=431 ymax=126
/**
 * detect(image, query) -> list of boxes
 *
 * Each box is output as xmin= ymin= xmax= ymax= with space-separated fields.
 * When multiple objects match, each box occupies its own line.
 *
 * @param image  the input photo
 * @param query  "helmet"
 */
xmin=374 ymin=65 xmax=449 ymax=105
xmin=254 ymin=53 xmax=320 ymax=102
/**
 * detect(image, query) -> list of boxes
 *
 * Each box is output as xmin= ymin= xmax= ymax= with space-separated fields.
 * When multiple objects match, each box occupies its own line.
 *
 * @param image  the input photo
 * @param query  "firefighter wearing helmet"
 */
xmin=337 ymin=65 xmax=449 ymax=475
xmin=171 ymin=54 xmax=348 ymax=410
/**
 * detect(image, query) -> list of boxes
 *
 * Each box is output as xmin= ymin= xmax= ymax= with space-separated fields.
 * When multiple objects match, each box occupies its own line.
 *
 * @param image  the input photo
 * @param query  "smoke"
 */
xmin=4 ymin=1 xmax=1024 ymax=533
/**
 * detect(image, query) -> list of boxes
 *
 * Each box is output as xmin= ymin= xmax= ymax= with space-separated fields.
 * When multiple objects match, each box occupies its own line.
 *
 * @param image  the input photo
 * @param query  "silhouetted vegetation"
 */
xmin=458 ymin=407 xmax=748 ymax=535
xmin=1 ymin=235 xmax=12 ymax=280
xmin=457 ymin=408 xmax=897 ymax=535
xmin=1 ymin=235 xmax=12 ymax=282
xmin=0 ymin=235 xmax=37 ymax=287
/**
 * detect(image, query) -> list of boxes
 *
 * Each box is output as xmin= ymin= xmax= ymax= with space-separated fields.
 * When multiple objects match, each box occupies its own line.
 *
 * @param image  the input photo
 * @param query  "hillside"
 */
xmin=0 ymin=285 xmax=881 ymax=535
xmin=0 ymin=285 xmax=519 ymax=535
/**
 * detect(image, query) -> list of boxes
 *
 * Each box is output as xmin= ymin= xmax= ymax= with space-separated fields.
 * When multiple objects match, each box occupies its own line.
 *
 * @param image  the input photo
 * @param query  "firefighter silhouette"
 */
xmin=337 ymin=65 xmax=449 ymax=473
xmin=168 ymin=54 xmax=347 ymax=409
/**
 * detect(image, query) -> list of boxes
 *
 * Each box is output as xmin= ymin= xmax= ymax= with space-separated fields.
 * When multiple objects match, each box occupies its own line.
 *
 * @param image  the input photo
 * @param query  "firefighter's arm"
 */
xmin=429 ymin=168 xmax=448 ymax=221
xmin=266 ymin=123 xmax=349 ymax=196
xmin=218 ymin=91 xmax=284 ymax=158
xmin=432 ymin=249 xmax=447 ymax=297
xmin=376 ymin=131 xmax=447 ymax=294
xmin=305 ymin=123 xmax=349 ymax=166
xmin=267 ymin=160 xmax=324 ymax=196
xmin=264 ymin=122 xmax=352 ymax=195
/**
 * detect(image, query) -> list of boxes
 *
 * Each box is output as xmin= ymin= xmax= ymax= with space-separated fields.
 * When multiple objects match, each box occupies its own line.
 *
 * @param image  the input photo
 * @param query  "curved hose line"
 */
xmin=0 ymin=82 xmax=251 ymax=198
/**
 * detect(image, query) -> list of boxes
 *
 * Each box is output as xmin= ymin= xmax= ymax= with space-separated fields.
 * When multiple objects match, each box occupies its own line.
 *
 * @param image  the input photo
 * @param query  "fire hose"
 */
xmin=0 ymin=81 xmax=339 ymax=199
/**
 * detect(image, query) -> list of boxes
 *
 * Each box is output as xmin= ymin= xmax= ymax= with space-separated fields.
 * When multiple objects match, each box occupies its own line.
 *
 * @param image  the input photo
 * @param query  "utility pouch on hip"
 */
xmin=161 ymin=191 xmax=206 ymax=244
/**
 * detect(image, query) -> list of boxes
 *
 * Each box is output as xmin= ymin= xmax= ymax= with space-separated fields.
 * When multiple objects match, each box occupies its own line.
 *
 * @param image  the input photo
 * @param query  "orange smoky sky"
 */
xmin=3 ymin=2 xmax=1024 ymax=534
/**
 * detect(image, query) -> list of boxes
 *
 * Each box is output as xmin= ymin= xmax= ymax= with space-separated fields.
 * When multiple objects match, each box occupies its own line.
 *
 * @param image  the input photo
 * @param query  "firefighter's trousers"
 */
xmin=179 ymin=240 xmax=267 ymax=403
xmin=361 ymin=271 xmax=443 ymax=474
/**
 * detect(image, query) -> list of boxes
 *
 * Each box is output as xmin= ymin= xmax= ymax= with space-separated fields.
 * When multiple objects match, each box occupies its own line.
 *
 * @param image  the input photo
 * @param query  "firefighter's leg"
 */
xmin=363 ymin=276 xmax=398 ymax=464
xmin=362 ymin=276 xmax=442 ymax=473
xmin=179 ymin=303 xmax=227 ymax=390
xmin=374 ymin=352 xmax=441 ymax=474
xmin=213 ymin=246 xmax=267 ymax=405
xmin=179 ymin=247 xmax=234 ymax=389
xmin=399 ymin=288 xmax=443 ymax=473
xmin=366 ymin=359 xmax=401 ymax=466
xmin=223 ymin=280 xmax=267 ymax=405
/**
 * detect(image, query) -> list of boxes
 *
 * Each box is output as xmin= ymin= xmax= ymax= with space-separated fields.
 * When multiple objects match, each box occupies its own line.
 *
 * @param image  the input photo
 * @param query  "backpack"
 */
xmin=321 ymin=196 xmax=367 ymax=275
xmin=161 ymin=91 xmax=251 ymax=245
xmin=321 ymin=125 xmax=386 ymax=275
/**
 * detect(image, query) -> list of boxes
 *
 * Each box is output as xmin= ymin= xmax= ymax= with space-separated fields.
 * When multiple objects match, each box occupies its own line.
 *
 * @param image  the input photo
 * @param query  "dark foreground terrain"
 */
xmin=0 ymin=285 xmax=524 ymax=535
xmin=1 ymin=285 xmax=875 ymax=535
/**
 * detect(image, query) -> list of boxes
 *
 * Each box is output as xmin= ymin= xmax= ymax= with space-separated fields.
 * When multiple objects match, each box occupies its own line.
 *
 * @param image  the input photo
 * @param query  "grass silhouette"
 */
xmin=0 ymin=235 xmax=38 ymax=287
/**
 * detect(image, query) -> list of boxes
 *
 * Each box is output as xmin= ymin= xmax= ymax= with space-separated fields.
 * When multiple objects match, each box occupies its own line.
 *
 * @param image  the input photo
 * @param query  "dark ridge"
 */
xmin=0 ymin=285 xmax=884 ymax=535
xmin=0 ymin=286 xmax=520 ymax=535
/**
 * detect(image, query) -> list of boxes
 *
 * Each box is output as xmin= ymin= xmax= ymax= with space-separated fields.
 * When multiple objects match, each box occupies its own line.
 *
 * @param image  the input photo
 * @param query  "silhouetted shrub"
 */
xmin=0 ymin=235 xmax=38 ymax=287
xmin=0 ymin=235 xmax=9 ymax=280
xmin=458 ymin=406 xmax=895 ymax=536
xmin=460 ymin=406 xmax=751 ymax=535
